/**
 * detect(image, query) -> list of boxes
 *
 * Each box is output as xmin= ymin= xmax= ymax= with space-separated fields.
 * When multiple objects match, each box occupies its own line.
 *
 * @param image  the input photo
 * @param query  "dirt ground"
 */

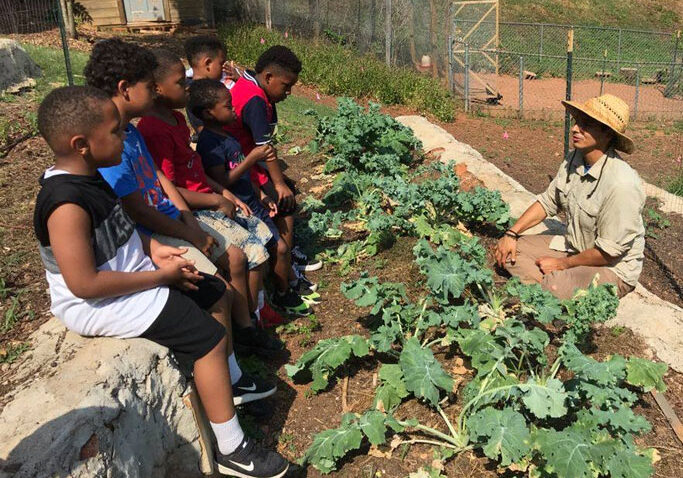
xmin=476 ymin=73 xmax=683 ymax=120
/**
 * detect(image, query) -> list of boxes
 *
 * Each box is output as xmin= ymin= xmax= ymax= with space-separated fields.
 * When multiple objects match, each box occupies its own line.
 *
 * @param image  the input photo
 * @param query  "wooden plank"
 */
xmin=652 ymin=391 xmax=683 ymax=445
xmin=461 ymin=4 xmax=495 ymax=42
xmin=183 ymin=383 xmax=216 ymax=475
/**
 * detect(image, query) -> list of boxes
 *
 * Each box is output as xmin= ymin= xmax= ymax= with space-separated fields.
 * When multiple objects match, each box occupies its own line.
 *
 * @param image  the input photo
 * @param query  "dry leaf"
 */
xmin=451 ymin=357 xmax=468 ymax=375
xmin=368 ymin=445 xmax=392 ymax=459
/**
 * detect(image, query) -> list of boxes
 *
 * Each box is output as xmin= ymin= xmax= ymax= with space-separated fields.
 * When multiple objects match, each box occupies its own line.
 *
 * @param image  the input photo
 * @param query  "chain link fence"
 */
xmin=452 ymin=19 xmax=682 ymax=122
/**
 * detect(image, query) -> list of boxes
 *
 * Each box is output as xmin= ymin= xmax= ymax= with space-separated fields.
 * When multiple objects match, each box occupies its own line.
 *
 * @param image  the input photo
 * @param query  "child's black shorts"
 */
xmin=141 ymin=273 xmax=226 ymax=370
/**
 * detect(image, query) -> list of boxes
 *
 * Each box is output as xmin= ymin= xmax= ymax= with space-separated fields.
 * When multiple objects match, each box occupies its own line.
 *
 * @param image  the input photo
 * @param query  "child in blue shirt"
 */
xmin=189 ymin=79 xmax=321 ymax=318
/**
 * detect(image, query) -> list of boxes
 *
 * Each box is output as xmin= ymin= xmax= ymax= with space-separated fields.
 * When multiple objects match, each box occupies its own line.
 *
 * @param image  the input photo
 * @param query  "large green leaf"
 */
xmin=506 ymin=279 xmax=563 ymax=324
xmin=626 ymin=357 xmax=667 ymax=392
xmin=467 ymin=407 xmax=531 ymax=466
xmin=560 ymin=342 xmax=626 ymax=385
xmin=608 ymin=448 xmax=653 ymax=478
xmin=373 ymin=364 xmax=409 ymax=412
xmin=535 ymin=428 xmax=597 ymax=478
xmin=521 ymin=378 xmax=568 ymax=419
xmin=302 ymin=413 xmax=363 ymax=473
xmin=456 ymin=328 xmax=508 ymax=373
xmin=358 ymin=410 xmax=388 ymax=445
xmin=399 ymin=337 xmax=453 ymax=406
xmin=286 ymin=335 xmax=371 ymax=392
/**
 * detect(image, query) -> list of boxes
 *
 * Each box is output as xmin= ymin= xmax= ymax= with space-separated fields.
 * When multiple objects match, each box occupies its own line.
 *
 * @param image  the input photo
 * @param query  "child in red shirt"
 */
xmin=138 ymin=49 xmax=284 ymax=326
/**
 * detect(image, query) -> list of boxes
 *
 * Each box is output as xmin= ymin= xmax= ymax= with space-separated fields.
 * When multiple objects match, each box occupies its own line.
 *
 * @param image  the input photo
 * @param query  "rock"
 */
xmin=0 ymin=39 xmax=41 ymax=93
xmin=0 ymin=319 xmax=203 ymax=477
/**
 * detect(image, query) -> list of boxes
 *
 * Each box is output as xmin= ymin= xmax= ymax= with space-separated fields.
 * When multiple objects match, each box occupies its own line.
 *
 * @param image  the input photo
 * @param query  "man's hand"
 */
xmin=495 ymin=236 xmax=518 ymax=267
xmin=274 ymin=182 xmax=295 ymax=212
xmin=536 ymin=256 xmax=569 ymax=275
xmin=185 ymin=227 xmax=216 ymax=257
xmin=215 ymin=196 xmax=236 ymax=219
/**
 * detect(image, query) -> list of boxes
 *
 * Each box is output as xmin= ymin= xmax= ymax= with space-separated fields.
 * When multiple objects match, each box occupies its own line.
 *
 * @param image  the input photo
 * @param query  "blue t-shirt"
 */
xmin=196 ymin=129 xmax=259 ymax=207
xmin=99 ymin=124 xmax=180 ymax=234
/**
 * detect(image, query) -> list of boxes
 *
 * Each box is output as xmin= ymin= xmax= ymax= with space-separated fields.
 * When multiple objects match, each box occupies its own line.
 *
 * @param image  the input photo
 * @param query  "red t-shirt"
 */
xmin=137 ymin=111 xmax=212 ymax=194
xmin=224 ymin=71 xmax=276 ymax=186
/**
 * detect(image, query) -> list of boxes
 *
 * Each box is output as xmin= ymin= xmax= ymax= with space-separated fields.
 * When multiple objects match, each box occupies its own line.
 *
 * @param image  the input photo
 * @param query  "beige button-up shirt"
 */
xmin=537 ymin=148 xmax=645 ymax=286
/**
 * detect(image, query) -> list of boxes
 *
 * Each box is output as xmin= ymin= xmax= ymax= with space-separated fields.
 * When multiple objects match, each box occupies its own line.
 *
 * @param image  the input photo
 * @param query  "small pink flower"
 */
xmin=260 ymin=38 xmax=265 ymax=44
xmin=676 ymin=156 xmax=682 ymax=165
xmin=284 ymin=31 xmax=289 ymax=39
xmin=316 ymin=93 xmax=321 ymax=101
xmin=503 ymin=131 xmax=509 ymax=140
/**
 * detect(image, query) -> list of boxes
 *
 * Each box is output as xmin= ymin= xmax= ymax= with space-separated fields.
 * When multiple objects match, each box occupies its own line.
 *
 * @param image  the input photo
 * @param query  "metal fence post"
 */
xmin=564 ymin=30 xmax=574 ymax=159
xmin=600 ymin=49 xmax=607 ymax=95
xmin=518 ymin=55 xmax=524 ymax=117
xmin=56 ymin=0 xmax=74 ymax=86
xmin=617 ymin=28 xmax=622 ymax=70
xmin=464 ymin=43 xmax=470 ymax=113
xmin=634 ymin=67 xmax=640 ymax=121
xmin=385 ymin=0 xmax=392 ymax=66
xmin=664 ymin=30 xmax=680 ymax=98
xmin=539 ymin=24 xmax=544 ymax=67
xmin=448 ymin=35 xmax=454 ymax=93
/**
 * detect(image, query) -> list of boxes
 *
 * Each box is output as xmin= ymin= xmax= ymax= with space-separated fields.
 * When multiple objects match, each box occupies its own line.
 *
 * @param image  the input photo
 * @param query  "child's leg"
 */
xmin=275 ymin=216 xmax=297 ymax=283
xmin=248 ymin=263 xmax=265 ymax=312
xmin=214 ymin=248 xmax=252 ymax=330
xmin=270 ymin=238 xmax=292 ymax=293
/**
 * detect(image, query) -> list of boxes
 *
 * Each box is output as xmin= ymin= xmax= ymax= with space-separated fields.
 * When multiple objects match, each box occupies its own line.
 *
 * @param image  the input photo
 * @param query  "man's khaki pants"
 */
xmin=504 ymin=235 xmax=634 ymax=300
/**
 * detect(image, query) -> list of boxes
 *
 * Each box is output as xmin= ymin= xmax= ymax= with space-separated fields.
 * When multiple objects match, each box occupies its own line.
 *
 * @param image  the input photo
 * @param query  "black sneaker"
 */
xmin=216 ymin=436 xmax=289 ymax=478
xmin=271 ymin=288 xmax=313 ymax=317
xmin=232 ymin=372 xmax=277 ymax=405
xmin=234 ymin=323 xmax=285 ymax=356
xmin=292 ymin=265 xmax=318 ymax=291
xmin=292 ymin=246 xmax=322 ymax=272
xmin=292 ymin=280 xmax=321 ymax=305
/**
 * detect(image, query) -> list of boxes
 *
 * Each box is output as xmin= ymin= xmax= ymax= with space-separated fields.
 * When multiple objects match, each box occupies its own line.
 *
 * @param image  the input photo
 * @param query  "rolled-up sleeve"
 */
xmin=595 ymin=184 xmax=643 ymax=257
xmin=537 ymin=162 xmax=565 ymax=217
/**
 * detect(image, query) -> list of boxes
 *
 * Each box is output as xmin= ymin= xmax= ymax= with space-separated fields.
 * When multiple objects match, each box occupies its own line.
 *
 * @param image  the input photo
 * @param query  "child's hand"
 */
xmin=261 ymin=195 xmax=278 ymax=218
xmin=150 ymin=244 xmax=189 ymax=269
xmin=275 ymin=182 xmax=295 ymax=212
xmin=234 ymin=197 xmax=253 ymax=217
xmin=186 ymin=228 xmax=216 ymax=257
xmin=159 ymin=258 xmax=203 ymax=291
xmin=216 ymin=196 xmax=236 ymax=219
xmin=222 ymin=61 xmax=241 ymax=82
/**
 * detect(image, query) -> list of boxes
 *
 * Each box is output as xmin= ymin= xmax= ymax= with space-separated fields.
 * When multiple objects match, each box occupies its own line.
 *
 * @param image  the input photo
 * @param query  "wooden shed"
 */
xmin=79 ymin=0 xmax=214 ymax=30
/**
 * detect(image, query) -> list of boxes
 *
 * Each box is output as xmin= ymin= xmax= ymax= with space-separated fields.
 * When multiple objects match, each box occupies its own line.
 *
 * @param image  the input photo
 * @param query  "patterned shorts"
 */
xmin=194 ymin=209 xmax=272 ymax=269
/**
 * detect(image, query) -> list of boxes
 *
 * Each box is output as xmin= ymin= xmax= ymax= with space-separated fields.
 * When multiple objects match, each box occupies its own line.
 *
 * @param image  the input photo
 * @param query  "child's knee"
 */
xmin=276 ymin=238 xmax=290 ymax=258
xmin=227 ymin=246 xmax=248 ymax=269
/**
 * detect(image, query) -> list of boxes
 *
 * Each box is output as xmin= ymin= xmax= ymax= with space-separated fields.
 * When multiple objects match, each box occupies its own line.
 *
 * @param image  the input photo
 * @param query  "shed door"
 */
xmin=123 ymin=0 xmax=166 ymax=23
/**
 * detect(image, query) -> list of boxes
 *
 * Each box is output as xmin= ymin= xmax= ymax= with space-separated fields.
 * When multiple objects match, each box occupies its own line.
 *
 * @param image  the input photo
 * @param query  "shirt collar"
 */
xmin=577 ymin=149 xmax=615 ymax=179
xmin=243 ymin=70 xmax=260 ymax=87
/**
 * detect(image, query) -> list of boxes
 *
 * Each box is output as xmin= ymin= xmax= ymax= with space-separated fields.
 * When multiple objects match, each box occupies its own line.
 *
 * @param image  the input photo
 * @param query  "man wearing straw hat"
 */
xmin=495 ymin=94 xmax=644 ymax=300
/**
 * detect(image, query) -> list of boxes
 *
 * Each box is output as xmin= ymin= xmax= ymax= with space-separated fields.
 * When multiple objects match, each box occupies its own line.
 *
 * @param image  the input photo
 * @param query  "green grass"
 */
xmin=501 ymin=0 xmax=681 ymax=30
xmin=221 ymin=24 xmax=456 ymax=122
xmin=20 ymin=43 xmax=89 ymax=98
xmin=666 ymin=171 xmax=683 ymax=196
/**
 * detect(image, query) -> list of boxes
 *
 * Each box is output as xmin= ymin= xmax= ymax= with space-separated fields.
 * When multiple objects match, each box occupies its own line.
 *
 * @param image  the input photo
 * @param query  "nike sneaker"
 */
xmin=215 ymin=436 xmax=289 ymax=478
xmin=232 ymin=372 xmax=277 ymax=405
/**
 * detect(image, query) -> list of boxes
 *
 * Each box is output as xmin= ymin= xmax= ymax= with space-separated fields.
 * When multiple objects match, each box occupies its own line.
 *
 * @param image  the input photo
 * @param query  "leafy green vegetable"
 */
xmin=399 ymin=337 xmax=454 ymax=405
xmin=467 ymin=407 xmax=531 ymax=466
xmin=626 ymin=357 xmax=668 ymax=392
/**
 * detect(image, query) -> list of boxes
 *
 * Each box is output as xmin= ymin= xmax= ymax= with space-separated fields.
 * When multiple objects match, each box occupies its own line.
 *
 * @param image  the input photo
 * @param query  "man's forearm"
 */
xmin=509 ymin=201 xmax=548 ymax=234
xmin=565 ymin=247 xmax=612 ymax=268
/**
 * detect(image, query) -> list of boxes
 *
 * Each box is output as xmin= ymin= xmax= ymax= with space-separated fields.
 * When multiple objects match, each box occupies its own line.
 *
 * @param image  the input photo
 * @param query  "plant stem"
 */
xmin=436 ymin=404 xmax=459 ymax=439
xmin=397 ymin=420 xmax=461 ymax=446
xmin=395 ymin=438 xmax=464 ymax=450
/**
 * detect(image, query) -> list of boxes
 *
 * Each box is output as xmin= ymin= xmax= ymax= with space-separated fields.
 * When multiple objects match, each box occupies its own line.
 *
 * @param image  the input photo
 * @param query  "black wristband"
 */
xmin=504 ymin=230 xmax=520 ymax=239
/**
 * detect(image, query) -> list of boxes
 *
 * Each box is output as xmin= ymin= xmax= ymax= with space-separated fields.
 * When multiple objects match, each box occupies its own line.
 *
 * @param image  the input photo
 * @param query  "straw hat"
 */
xmin=561 ymin=94 xmax=635 ymax=154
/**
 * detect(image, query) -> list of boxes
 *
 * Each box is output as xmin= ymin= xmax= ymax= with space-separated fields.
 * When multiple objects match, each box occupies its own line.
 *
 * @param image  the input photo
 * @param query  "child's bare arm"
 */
xmin=176 ymin=187 xmax=237 ymax=219
xmin=226 ymin=145 xmax=275 ymax=185
xmin=47 ymin=203 xmax=197 ymax=299
xmin=157 ymin=169 xmax=191 ymax=212
xmin=204 ymin=175 xmax=253 ymax=216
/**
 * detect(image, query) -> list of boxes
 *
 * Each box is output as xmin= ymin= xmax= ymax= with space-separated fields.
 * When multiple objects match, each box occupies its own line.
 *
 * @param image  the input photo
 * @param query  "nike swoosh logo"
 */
xmin=230 ymin=460 xmax=255 ymax=472
xmin=238 ymin=383 xmax=257 ymax=392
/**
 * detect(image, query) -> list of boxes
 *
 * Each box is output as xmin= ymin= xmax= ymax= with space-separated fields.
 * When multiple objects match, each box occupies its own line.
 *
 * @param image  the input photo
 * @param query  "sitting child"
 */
xmin=33 ymin=85 xmax=289 ymax=478
xmin=84 ymin=39 xmax=282 ymax=355
xmin=136 ymin=49 xmax=307 ymax=319
xmin=189 ymin=79 xmax=321 ymax=319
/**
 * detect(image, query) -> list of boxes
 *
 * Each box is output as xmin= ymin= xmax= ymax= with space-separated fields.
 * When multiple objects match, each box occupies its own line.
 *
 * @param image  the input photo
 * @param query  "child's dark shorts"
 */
xmin=141 ymin=273 xmax=226 ymax=370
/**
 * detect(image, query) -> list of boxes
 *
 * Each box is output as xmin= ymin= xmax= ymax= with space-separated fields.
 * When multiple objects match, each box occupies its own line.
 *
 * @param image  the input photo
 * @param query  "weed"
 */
xmin=0 ymin=342 xmax=30 ymax=364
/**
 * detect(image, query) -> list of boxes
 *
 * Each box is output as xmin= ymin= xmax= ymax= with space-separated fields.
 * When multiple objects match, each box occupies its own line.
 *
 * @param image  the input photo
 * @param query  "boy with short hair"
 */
xmin=224 ymin=45 xmax=322 ymax=275
xmin=33 ymin=85 xmax=289 ymax=478
xmin=136 ymin=49 xmax=310 ymax=318
xmin=84 ymin=39 xmax=282 ymax=355
xmin=189 ymin=79 xmax=321 ymax=318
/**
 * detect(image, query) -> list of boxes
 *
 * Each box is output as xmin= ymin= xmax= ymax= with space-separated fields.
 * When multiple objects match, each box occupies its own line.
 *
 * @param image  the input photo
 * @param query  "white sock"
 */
xmin=210 ymin=414 xmax=245 ymax=455
xmin=254 ymin=308 xmax=261 ymax=322
xmin=258 ymin=289 xmax=265 ymax=310
xmin=228 ymin=352 xmax=242 ymax=384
